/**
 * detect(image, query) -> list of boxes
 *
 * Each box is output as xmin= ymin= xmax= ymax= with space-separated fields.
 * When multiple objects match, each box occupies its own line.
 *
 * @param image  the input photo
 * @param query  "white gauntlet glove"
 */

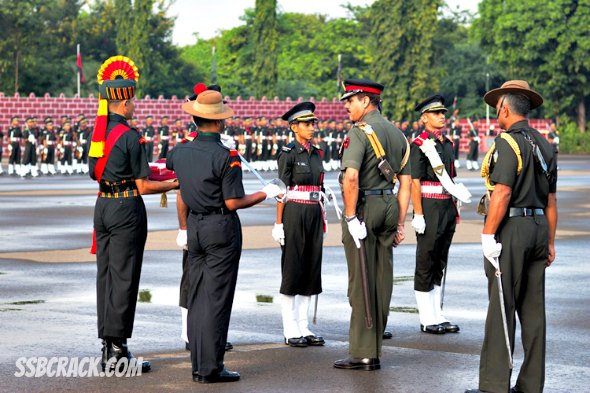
xmin=481 ymin=234 xmax=502 ymax=268
xmin=346 ymin=217 xmax=367 ymax=249
xmin=220 ymin=134 xmax=236 ymax=149
xmin=8 ymin=144 xmax=12 ymax=152
xmin=272 ymin=223 xmax=285 ymax=246
xmin=411 ymin=214 xmax=426 ymax=234
xmin=176 ymin=229 xmax=187 ymax=249
xmin=261 ymin=183 xmax=281 ymax=199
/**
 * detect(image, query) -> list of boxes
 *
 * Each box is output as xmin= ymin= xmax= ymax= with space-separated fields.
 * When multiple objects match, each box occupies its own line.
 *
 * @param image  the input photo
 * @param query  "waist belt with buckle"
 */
xmin=508 ymin=207 xmax=544 ymax=217
xmin=99 ymin=179 xmax=138 ymax=198
xmin=287 ymin=185 xmax=321 ymax=204
xmin=363 ymin=189 xmax=394 ymax=196
xmin=420 ymin=180 xmax=451 ymax=200
xmin=190 ymin=207 xmax=231 ymax=216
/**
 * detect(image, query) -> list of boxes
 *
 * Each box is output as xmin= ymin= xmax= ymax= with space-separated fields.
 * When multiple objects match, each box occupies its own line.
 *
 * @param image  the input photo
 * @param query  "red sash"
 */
xmin=90 ymin=123 xmax=132 ymax=254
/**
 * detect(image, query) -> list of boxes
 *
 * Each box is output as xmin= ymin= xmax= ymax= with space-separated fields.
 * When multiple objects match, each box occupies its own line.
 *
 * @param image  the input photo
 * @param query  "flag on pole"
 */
xmin=76 ymin=46 xmax=85 ymax=84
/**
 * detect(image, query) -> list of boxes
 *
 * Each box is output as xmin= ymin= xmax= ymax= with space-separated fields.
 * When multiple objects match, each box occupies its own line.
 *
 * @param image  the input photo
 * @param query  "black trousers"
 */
xmin=280 ymin=202 xmax=323 ymax=295
xmin=9 ymin=143 xmax=20 ymax=164
xmin=94 ymin=195 xmax=147 ymax=339
xmin=22 ymin=143 xmax=36 ymax=165
xmin=179 ymin=249 xmax=189 ymax=309
xmin=414 ymin=198 xmax=457 ymax=292
xmin=44 ymin=147 xmax=55 ymax=164
xmin=187 ymin=212 xmax=242 ymax=377
xmin=159 ymin=141 xmax=169 ymax=159
xmin=145 ymin=142 xmax=154 ymax=162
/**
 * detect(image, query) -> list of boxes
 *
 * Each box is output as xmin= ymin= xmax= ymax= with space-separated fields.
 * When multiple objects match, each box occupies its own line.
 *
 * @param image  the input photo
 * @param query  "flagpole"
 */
xmin=337 ymin=54 xmax=342 ymax=95
xmin=77 ymin=44 xmax=81 ymax=97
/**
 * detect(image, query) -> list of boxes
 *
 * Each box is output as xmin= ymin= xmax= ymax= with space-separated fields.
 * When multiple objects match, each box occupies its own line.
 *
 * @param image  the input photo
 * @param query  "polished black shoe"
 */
xmin=440 ymin=321 xmax=460 ymax=333
xmin=185 ymin=342 xmax=190 ymax=351
xmin=511 ymin=388 xmax=524 ymax=393
xmin=304 ymin=335 xmax=325 ymax=346
xmin=333 ymin=357 xmax=380 ymax=371
xmin=383 ymin=331 xmax=393 ymax=339
xmin=285 ymin=337 xmax=308 ymax=347
xmin=464 ymin=389 xmax=489 ymax=393
xmin=420 ymin=324 xmax=445 ymax=334
xmin=126 ymin=349 xmax=151 ymax=373
xmin=196 ymin=368 xmax=240 ymax=384
xmin=225 ymin=341 xmax=234 ymax=351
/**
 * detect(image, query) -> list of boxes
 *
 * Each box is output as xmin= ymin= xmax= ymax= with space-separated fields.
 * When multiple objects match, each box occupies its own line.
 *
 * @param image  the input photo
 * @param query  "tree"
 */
xmin=252 ymin=0 xmax=278 ymax=98
xmin=473 ymin=0 xmax=590 ymax=132
xmin=368 ymin=0 xmax=442 ymax=121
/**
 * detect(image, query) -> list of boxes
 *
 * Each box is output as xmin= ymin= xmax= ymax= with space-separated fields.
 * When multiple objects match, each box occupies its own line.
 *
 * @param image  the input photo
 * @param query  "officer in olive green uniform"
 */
xmin=334 ymin=79 xmax=411 ymax=371
xmin=466 ymin=80 xmax=558 ymax=393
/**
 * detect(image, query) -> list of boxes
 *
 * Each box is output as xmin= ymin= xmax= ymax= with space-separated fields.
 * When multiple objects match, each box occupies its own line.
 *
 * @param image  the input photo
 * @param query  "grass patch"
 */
xmin=390 ymin=306 xmax=419 ymax=314
xmin=138 ymin=289 xmax=152 ymax=303
xmin=256 ymin=294 xmax=273 ymax=303
xmin=7 ymin=300 xmax=45 ymax=305
xmin=393 ymin=275 xmax=414 ymax=285
xmin=0 ymin=308 xmax=22 ymax=312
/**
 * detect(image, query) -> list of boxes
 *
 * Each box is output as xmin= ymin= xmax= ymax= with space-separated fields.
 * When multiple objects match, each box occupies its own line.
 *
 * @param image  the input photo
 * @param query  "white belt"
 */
xmin=287 ymin=190 xmax=321 ymax=202
xmin=145 ymin=137 xmax=152 ymax=141
xmin=244 ymin=135 xmax=252 ymax=140
xmin=160 ymin=136 xmax=169 ymax=140
xmin=421 ymin=185 xmax=446 ymax=194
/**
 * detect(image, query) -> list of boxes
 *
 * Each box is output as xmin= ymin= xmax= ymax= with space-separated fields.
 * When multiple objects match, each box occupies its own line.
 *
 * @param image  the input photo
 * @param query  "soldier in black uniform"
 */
xmin=77 ymin=118 xmax=91 ymax=174
xmin=41 ymin=117 xmax=58 ymax=175
xmin=450 ymin=118 xmax=462 ymax=168
xmin=242 ymin=116 xmax=254 ymax=162
xmin=166 ymin=89 xmax=282 ymax=384
xmin=21 ymin=117 xmax=39 ymax=177
xmin=7 ymin=116 xmax=22 ymax=176
xmin=272 ymin=102 xmax=325 ymax=348
xmin=158 ymin=115 xmax=170 ymax=158
xmin=60 ymin=119 xmax=76 ymax=175
xmin=0 ymin=125 xmax=4 ymax=175
xmin=89 ymin=56 xmax=178 ymax=373
xmin=410 ymin=95 xmax=464 ymax=335
xmin=466 ymin=81 xmax=557 ymax=393
xmin=142 ymin=116 xmax=155 ymax=161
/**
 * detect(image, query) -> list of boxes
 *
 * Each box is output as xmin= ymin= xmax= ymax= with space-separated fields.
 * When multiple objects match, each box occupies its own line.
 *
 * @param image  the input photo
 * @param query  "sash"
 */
xmin=90 ymin=123 xmax=132 ymax=254
xmin=413 ymin=132 xmax=471 ymax=203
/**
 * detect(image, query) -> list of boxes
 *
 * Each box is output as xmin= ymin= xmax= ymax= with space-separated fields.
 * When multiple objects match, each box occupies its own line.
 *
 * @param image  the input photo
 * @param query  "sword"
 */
xmin=312 ymin=294 xmax=319 ymax=325
xmin=487 ymin=255 xmax=513 ymax=369
xmin=358 ymin=238 xmax=373 ymax=329
xmin=440 ymin=266 xmax=447 ymax=310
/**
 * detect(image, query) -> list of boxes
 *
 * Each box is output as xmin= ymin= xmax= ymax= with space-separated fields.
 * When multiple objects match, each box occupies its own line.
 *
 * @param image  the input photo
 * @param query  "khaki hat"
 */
xmin=182 ymin=90 xmax=234 ymax=120
xmin=484 ymin=80 xmax=543 ymax=109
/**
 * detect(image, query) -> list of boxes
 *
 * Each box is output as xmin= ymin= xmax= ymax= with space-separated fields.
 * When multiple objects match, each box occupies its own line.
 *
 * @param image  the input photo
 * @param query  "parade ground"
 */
xmin=0 ymin=156 xmax=589 ymax=392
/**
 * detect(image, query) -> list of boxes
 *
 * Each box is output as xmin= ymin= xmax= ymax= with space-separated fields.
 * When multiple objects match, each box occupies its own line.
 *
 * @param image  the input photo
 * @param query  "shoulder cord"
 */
xmin=480 ymin=133 xmax=522 ymax=191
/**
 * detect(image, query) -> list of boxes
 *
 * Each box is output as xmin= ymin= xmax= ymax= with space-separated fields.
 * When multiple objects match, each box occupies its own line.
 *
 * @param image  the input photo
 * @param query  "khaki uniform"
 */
xmin=340 ymin=109 xmax=410 ymax=358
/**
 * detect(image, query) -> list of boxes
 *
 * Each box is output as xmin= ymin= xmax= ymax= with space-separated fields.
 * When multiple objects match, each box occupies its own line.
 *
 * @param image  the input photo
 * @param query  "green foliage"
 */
xmin=138 ymin=289 xmax=152 ymax=303
xmin=369 ymin=0 xmax=442 ymax=121
xmin=473 ymin=0 xmax=590 ymax=130
xmin=252 ymin=0 xmax=278 ymax=98
xmin=559 ymin=119 xmax=590 ymax=153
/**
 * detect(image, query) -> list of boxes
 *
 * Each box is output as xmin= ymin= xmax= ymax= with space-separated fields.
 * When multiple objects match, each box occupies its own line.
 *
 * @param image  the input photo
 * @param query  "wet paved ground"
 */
xmin=0 ymin=156 xmax=589 ymax=392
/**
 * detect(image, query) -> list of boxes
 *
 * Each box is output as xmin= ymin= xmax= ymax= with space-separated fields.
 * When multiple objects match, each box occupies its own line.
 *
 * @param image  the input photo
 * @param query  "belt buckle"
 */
xmin=309 ymin=191 xmax=320 ymax=202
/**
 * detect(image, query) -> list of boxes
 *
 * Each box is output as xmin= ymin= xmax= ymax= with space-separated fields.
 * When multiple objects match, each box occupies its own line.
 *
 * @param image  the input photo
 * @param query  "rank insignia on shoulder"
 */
xmin=356 ymin=122 xmax=374 ymax=134
xmin=281 ymin=144 xmax=293 ymax=152
xmin=229 ymin=149 xmax=239 ymax=157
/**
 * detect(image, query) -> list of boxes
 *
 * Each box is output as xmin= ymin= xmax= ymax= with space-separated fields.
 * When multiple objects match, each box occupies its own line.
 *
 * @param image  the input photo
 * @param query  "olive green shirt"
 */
xmin=340 ymin=110 xmax=410 ymax=189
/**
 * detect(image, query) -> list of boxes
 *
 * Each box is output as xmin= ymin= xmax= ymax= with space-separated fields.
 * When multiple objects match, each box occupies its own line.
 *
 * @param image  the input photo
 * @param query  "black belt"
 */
xmin=190 ymin=207 xmax=231 ymax=216
xmin=508 ymin=207 xmax=544 ymax=217
xmin=99 ymin=180 xmax=137 ymax=194
xmin=363 ymin=189 xmax=394 ymax=196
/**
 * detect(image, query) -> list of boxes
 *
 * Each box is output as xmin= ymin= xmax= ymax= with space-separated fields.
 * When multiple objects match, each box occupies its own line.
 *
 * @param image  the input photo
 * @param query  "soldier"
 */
xmin=410 ymin=95 xmax=471 ymax=335
xmin=77 ymin=118 xmax=91 ymax=174
xmin=59 ymin=119 xmax=76 ymax=175
xmin=466 ymin=81 xmax=558 ymax=393
xmin=40 ymin=117 xmax=58 ymax=175
xmin=89 ymin=56 xmax=178 ymax=374
xmin=21 ymin=117 xmax=39 ymax=177
xmin=166 ymin=88 xmax=282 ymax=383
xmin=466 ymin=120 xmax=480 ymax=170
xmin=0 ymin=125 xmax=4 ymax=175
xmin=242 ymin=116 xmax=254 ymax=162
xmin=272 ymin=102 xmax=326 ymax=348
xmin=172 ymin=118 xmax=184 ymax=148
xmin=450 ymin=118 xmax=463 ymax=168
xmin=334 ymin=78 xmax=411 ymax=371
xmin=158 ymin=115 xmax=170 ymax=158
xmin=142 ymin=116 xmax=156 ymax=162
xmin=7 ymin=116 xmax=23 ymax=176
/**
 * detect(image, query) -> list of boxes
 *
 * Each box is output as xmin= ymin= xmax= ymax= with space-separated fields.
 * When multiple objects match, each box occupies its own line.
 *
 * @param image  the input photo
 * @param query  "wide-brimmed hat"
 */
xmin=182 ymin=90 xmax=234 ymax=120
xmin=484 ymin=80 xmax=543 ymax=109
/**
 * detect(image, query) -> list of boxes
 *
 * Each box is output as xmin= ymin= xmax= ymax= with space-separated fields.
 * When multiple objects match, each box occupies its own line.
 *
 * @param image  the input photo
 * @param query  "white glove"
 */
xmin=481 ymin=234 xmax=502 ymax=269
xmin=176 ymin=229 xmax=187 ymax=249
xmin=346 ymin=217 xmax=367 ymax=249
xmin=28 ymin=134 xmax=35 ymax=143
xmin=220 ymin=134 xmax=236 ymax=149
xmin=272 ymin=223 xmax=285 ymax=246
xmin=411 ymin=214 xmax=426 ymax=234
xmin=158 ymin=143 xmax=162 ymax=150
xmin=77 ymin=146 xmax=83 ymax=153
xmin=8 ymin=144 xmax=12 ymax=152
xmin=43 ymin=148 xmax=48 ymax=155
xmin=261 ymin=183 xmax=281 ymax=199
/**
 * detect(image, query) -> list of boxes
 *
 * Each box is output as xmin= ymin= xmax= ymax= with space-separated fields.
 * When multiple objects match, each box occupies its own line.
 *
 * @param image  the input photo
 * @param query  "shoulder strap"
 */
xmin=93 ymin=124 xmax=132 ymax=183
xmin=356 ymin=122 xmax=386 ymax=159
xmin=480 ymin=132 xmax=522 ymax=191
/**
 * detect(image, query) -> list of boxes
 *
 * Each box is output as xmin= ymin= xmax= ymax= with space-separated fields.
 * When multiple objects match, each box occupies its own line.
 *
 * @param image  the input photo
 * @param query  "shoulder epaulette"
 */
xmin=281 ymin=143 xmax=295 ymax=152
xmin=481 ymin=132 xmax=522 ymax=191
xmin=355 ymin=122 xmax=374 ymax=135
xmin=413 ymin=131 xmax=430 ymax=145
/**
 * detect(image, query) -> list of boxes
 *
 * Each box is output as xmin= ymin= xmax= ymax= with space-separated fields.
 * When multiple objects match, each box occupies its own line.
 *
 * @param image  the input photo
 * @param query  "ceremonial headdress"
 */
xmin=414 ymin=95 xmax=448 ymax=114
xmin=281 ymin=102 xmax=318 ymax=123
xmin=89 ymin=55 xmax=139 ymax=158
xmin=340 ymin=78 xmax=384 ymax=101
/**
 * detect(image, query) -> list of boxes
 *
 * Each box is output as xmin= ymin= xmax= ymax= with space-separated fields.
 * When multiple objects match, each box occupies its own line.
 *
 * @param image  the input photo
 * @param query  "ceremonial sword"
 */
xmin=487 ymin=255 xmax=513 ymax=369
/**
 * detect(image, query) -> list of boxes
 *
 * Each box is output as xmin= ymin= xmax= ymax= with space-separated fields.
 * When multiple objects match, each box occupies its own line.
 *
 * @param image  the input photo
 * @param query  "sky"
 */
xmin=168 ymin=0 xmax=480 ymax=47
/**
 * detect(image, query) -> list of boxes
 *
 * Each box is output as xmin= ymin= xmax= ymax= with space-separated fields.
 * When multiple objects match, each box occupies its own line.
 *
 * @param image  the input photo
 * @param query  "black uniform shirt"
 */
xmin=89 ymin=113 xmax=150 ymax=182
xmin=9 ymin=127 xmax=22 ymax=143
xmin=277 ymin=140 xmax=323 ymax=187
xmin=489 ymin=120 xmax=557 ymax=208
xmin=410 ymin=132 xmax=455 ymax=181
xmin=166 ymin=132 xmax=245 ymax=213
